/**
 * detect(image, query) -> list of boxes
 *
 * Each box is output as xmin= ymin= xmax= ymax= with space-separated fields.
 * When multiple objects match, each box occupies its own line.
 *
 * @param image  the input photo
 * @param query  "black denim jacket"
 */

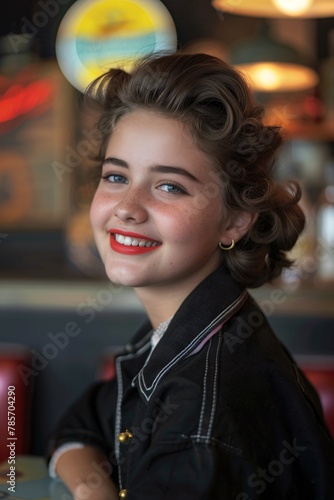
xmin=48 ymin=267 xmax=334 ymax=499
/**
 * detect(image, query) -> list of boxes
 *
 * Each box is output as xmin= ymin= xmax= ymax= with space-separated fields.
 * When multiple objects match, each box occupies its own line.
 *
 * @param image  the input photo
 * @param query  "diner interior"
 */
xmin=0 ymin=0 xmax=334 ymax=495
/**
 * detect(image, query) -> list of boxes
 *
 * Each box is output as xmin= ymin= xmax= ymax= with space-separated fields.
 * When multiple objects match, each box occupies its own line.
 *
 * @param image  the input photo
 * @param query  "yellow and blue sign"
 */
xmin=56 ymin=0 xmax=177 ymax=91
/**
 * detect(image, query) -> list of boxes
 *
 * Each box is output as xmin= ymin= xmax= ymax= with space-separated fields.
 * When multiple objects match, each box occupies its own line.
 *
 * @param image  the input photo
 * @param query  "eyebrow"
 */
xmin=102 ymin=157 xmax=200 ymax=183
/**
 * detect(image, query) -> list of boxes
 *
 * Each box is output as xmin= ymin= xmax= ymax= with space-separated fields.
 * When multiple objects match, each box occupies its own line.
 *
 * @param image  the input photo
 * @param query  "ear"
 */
xmin=219 ymin=211 xmax=258 ymax=246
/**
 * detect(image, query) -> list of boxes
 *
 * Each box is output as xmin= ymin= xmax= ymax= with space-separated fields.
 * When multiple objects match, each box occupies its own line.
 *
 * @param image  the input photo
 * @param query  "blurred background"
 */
xmin=0 ymin=0 xmax=334 ymax=457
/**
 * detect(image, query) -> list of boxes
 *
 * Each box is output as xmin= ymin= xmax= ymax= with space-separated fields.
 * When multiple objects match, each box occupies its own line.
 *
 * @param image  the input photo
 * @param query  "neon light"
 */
xmin=0 ymin=79 xmax=53 ymax=124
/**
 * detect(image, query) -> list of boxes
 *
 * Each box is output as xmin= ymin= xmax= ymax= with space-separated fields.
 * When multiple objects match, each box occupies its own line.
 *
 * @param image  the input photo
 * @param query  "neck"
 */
xmin=134 ymin=287 xmax=184 ymax=330
xmin=134 ymin=265 xmax=221 ymax=329
xmin=134 ymin=279 xmax=201 ymax=329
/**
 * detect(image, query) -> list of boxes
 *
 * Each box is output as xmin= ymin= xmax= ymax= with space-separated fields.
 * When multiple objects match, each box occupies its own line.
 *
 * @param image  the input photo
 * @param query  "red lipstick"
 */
xmin=109 ymin=230 xmax=161 ymax=255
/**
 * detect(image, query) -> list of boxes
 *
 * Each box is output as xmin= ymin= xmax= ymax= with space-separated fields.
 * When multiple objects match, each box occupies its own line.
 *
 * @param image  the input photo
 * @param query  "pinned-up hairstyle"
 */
xmin=85 ymin=52 xmax=305 ymax=288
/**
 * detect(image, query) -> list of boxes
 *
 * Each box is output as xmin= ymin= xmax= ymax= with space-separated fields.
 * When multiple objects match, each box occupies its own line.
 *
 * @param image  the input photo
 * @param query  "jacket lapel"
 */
xmin=132 ymin=267 xmax=249 ymax=401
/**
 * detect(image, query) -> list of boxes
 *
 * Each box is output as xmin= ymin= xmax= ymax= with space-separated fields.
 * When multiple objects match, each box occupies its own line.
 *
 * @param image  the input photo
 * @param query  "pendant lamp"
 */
xmin=212 ymin=0 xmax=334 ymax=18
xmin=230 ymin=21 xmax=319 ymax=92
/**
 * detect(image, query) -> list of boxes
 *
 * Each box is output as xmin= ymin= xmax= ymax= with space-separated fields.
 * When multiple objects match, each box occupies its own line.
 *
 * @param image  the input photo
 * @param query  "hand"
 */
xmin=55 ymin=446 xmax=119 ymax=500
xmin=74 ymin=480 xmax=119 ymax=500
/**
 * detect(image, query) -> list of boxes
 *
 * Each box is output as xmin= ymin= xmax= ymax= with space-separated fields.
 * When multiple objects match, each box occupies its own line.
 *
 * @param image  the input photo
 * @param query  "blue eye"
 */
xmin=103 ymin=173 xmax=128 ymax=184
xmin=158 ymin=182 xmax=186 ymax=194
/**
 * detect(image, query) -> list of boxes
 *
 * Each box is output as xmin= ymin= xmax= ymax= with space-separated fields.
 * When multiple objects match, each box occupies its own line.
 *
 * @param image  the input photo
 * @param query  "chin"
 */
xmin=104 ymin=268 xmax=143 ymax=288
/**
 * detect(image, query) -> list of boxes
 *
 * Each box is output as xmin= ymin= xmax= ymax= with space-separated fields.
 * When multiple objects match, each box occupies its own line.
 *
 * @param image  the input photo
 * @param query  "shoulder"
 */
xmin=215 ymin=297 xmax=304 ymax=407
xmin=158 ymin=297 xmax=317 ymax=443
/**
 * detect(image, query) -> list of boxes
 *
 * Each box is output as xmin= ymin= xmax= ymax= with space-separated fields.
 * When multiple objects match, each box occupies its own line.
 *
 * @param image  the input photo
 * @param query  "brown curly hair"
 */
xmin=85 ymin=52 xmax=305 ymax=288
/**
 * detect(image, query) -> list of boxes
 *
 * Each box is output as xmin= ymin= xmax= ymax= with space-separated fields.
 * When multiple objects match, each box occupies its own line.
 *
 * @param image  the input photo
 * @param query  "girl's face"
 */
xmin=90 ymin=110 xmax=229 ymax=296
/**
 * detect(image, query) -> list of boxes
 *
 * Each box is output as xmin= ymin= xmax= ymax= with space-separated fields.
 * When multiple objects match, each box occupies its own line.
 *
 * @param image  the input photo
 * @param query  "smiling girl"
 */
xmin=48 ymin=53 xmax=334 ymax=499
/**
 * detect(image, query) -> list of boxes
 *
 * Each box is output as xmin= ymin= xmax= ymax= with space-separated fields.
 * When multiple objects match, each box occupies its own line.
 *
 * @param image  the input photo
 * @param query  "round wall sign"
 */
xmin=56 ymin=0 xmax=177 ymax=91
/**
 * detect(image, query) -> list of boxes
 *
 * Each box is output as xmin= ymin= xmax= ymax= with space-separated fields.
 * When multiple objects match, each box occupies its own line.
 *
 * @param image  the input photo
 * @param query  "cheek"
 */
xmin=179 ymin=195 xmax=224 ymax=231
xmin=156 ymin=206 xmax=191 ymax=242
xmin=90 ymin=191 xmax=109 ymax=229
xmin=89 ymin=195 xmax=98 ymax=228
xmin=159 ymin=210 xmax=218 ymax=246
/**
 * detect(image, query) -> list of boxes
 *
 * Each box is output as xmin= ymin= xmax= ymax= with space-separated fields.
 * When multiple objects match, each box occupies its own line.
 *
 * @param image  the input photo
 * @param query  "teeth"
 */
xmin=114 ymin=234 xmax=159 ymax=248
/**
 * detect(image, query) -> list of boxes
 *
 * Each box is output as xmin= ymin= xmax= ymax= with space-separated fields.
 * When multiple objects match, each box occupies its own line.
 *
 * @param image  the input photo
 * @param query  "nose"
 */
xmin=113 ymin=188 xmax=148 ymax=223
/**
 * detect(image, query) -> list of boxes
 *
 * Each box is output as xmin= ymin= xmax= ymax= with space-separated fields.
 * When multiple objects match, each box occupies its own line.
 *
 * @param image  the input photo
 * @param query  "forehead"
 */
xmin=105 ymin=110 xmax=216 ymax=174
xmin=108 ymin=109 xmax=191 ymax=146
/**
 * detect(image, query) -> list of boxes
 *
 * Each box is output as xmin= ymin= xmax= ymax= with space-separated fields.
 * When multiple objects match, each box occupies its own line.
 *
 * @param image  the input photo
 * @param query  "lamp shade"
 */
xmin=230 ymin=22 xmax=319 ymax=92
xmin=212 ymin=0 xmax=334 ymax=18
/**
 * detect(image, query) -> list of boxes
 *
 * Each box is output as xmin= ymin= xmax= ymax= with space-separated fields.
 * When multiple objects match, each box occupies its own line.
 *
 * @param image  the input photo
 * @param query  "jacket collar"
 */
xmin=132 ymin=266 xmax=248 ymax=401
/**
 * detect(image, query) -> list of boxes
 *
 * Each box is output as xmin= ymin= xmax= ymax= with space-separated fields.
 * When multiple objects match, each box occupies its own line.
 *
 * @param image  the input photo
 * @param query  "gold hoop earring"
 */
xmin=219 ymin=240 xmax=235 ymax=251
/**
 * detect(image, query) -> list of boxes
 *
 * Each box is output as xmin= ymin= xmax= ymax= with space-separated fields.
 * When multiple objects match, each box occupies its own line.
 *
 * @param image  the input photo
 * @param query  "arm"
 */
xmin=47 ymin=381 xmax=119 ymax=498
xmin=55 ymin=446 xmax=119 ymax=500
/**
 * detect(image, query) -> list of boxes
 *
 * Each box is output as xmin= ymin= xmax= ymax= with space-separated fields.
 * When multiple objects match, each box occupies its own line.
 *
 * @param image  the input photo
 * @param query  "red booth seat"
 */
xmin=297 ymin=355 xmax=334 ymax=438
xmin=97 ymin=346 xmax=125 ymax=382
xmin=0 ymin=343 xmax=33 ymax=462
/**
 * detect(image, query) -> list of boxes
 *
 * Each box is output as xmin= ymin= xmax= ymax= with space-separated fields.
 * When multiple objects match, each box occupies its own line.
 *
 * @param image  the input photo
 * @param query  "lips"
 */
xmin=109 ymin=230 xmax=161 ymax=255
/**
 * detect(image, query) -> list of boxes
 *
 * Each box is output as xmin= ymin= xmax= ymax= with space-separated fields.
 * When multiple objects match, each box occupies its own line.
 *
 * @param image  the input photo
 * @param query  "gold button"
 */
xmin=119 ymin=489 xmax=127 ymax=498
xmin=118 ymin=430 xmax=133 ymax=443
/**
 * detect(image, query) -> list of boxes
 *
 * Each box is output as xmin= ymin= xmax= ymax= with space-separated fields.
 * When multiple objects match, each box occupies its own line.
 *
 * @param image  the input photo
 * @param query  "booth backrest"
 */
xmin=297 ymin=356 xmax=334 ymax=438
xmin=0 ymin=344 xmax=33 ymax=462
